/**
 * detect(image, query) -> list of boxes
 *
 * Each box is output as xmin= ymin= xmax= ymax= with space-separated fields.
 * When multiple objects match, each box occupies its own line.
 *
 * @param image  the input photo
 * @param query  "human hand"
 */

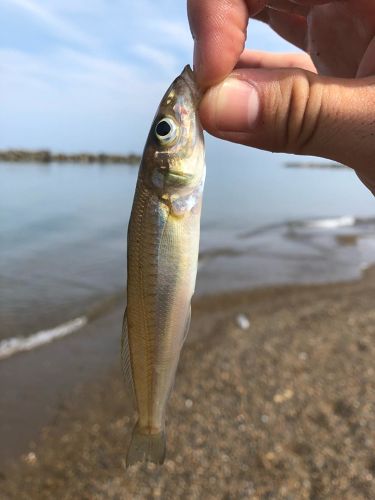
xmin=188 ymin=0 xmax=375 ymax=194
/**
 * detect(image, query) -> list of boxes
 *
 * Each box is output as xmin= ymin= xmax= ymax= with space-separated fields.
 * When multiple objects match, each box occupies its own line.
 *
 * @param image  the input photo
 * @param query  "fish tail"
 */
xmin=126 ymin=423 xmax=166 ymax=467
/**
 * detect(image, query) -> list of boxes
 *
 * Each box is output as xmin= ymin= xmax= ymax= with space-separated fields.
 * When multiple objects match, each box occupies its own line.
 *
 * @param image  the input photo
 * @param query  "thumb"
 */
xmin=200 ymin=68 xmax=375 ymax=188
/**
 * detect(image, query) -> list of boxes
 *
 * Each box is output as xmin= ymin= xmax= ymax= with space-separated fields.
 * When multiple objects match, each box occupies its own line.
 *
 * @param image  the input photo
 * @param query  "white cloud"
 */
xmin=132 ymin=44 xmax=179 ymax=74
xmin=146 ymin=19 xmax=193 ymax=52
xmin=1 ymin=0 xmax=97 ymax=48
xmin=0 ymin=46 xmax=170 ymax=151
xmin=36 ymin=0 xmax=107 ymax=15
xmin=0 ymin=47 xmax=166 ymax=111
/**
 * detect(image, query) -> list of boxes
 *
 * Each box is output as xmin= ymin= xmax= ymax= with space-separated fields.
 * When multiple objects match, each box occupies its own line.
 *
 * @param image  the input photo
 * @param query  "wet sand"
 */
xmin=1 ymin=268 xmax=375 ymax=499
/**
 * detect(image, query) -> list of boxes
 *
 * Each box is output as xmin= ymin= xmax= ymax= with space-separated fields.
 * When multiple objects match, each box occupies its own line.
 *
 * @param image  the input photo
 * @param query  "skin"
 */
xmin=123 ymin=66 xmax=205 ymax=464
xmin=188 ymin=0 xmax=375 ymax=194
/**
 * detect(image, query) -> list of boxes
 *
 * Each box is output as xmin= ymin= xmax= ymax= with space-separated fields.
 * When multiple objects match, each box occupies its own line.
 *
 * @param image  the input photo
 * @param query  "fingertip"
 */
xmin=188 ymin=0 xmax=250 ymax=88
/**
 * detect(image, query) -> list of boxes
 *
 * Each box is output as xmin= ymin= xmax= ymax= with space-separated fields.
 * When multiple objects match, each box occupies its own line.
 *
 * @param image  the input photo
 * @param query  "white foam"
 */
xmin=304 ymin=216 xmax=355 ymax=229
xmin=0 ymin=316 xmax=88 ymax=361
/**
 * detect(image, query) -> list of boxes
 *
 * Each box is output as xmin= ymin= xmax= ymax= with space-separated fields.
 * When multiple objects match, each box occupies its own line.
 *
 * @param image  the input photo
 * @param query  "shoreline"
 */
xmin=0 ymin=150 xmax=141 ymax=164
xmin=1 ymin=267 xmax=375 ymax=497
xmin=1 ymin=262 xmax=373 ymax=353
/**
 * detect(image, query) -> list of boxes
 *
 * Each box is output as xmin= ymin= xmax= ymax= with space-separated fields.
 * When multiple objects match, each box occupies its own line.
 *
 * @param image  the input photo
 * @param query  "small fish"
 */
xmin=122 ymin=65 xmax=205 ymax=466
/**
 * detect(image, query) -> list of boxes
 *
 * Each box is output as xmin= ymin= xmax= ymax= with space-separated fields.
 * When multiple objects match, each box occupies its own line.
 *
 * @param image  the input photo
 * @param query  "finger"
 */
xmin=237 ymin=50 xmax=316 ymax=72
xmin=251 ymin=8 xmax=308 ymax=50
xmin=188 ymin=0 xmax=252 ymax=88
xmin=252 ymin=8 xmax=269 ymax=23
xmin=187 ymin=0 xmax=308 ymax=87
xmin=266 ymin=0 xmax=309 ymax=16
xmin=356 ymin=171 xmax=375 ymax=195
xmin=357 ymin=36 xmax=375 ymax=77
xmin=257 ymin=8 xmax=308 ymax=50
xmin=199 ymin=68 xmax=375 ymax=193
xmin=289 ymin=1 xmax=333 ymax=4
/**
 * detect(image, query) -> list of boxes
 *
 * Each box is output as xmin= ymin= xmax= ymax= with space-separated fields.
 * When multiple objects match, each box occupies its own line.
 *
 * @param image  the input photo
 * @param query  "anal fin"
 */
xmin=182 ymin=305 xmax=191 ymax=345
xmin=121 ymin=308 xmax=136 ymax=408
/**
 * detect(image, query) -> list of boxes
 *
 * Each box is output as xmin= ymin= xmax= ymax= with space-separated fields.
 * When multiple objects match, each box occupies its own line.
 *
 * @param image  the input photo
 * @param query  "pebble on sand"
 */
xmin=235 ymin=313 xmax=251 ymax=330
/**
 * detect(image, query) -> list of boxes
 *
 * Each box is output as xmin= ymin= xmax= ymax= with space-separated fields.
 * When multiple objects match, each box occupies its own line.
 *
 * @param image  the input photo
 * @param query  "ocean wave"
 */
xmin=291 ymin=216 xmax=356 ymax=230
xmin=238 ymin=216 xmax=370 ymax=241
xmin=0 ymin=316 xmax=87 ymax=361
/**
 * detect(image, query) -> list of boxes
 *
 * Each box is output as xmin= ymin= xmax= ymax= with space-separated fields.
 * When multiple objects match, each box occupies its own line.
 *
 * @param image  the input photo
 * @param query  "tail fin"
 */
xmin=126 ymin=424 xmax=166 ymax=467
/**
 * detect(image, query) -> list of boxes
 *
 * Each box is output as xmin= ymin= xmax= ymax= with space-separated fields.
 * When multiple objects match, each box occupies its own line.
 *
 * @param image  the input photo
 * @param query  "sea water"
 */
xmin=1 ymin=138 xmax=374 ymax=342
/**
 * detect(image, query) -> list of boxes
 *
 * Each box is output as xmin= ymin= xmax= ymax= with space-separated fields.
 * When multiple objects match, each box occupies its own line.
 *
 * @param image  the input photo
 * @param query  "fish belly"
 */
xmin=126 ymin=180 xmax=200 ymax=432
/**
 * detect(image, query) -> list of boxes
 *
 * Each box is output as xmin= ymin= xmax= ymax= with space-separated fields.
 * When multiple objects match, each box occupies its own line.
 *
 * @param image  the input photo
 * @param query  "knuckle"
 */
xmin=281 ymin=70 xmax=324 ymax=154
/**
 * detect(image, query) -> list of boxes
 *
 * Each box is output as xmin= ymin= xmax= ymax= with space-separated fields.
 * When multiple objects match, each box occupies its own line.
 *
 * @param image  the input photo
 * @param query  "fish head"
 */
xmin=141 ymin=65 xmax=205 ymax=198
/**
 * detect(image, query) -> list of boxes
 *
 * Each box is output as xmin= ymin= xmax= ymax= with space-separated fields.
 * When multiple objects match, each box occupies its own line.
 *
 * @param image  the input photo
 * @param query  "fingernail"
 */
xmin=205 ymin=78 xmax=260 ymax=132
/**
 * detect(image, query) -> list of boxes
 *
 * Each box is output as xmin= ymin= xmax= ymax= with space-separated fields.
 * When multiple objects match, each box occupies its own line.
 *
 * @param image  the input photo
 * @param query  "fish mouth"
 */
xmin=180 ymin=65 xmax=202 ymax=104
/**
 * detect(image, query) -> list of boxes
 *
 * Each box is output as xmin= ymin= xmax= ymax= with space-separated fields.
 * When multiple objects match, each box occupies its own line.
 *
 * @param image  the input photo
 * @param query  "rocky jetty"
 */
xmin=0 ymin=150 xmax=141 ymax=165
xmin=285 ymin=161 xmax=346 ymax=169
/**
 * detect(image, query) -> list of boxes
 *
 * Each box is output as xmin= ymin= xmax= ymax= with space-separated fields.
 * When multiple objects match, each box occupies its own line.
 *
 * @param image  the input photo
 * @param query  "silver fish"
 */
xmin=122 ymin=65 xmax=205 ymax=466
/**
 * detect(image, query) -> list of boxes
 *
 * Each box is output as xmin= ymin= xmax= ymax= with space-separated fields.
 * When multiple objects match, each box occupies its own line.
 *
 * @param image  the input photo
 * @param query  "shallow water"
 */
xmin=1 ymin=140 xmax=374 ymax=340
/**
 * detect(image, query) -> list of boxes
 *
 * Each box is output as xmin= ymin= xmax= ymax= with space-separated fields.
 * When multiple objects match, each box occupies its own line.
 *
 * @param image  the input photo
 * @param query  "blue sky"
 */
xmin=0 ymin=0 xmax=297 ymax=153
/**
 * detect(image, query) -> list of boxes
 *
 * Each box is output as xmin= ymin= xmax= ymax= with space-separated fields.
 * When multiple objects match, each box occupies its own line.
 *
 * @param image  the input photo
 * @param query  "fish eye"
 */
xmin=155 ymin=117 xmax=177 ymax=144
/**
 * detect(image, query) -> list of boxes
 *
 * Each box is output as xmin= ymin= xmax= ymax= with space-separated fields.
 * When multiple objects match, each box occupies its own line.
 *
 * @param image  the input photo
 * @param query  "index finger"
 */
xmin=188 ymin=0 xmax=266 ymax=87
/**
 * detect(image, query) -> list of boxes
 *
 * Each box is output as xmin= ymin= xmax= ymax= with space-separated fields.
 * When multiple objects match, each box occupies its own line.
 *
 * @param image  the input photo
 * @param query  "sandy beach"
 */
xmin=1 ymin=267 xmax=374 ymax=499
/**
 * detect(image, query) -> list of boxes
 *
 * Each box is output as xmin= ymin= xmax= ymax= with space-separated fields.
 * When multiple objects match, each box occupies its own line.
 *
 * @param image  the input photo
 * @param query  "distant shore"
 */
xmin=284 ymin=161 xmax=347 ymax=169
xmin=0 ymin=149 xmax=141 ymax=165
